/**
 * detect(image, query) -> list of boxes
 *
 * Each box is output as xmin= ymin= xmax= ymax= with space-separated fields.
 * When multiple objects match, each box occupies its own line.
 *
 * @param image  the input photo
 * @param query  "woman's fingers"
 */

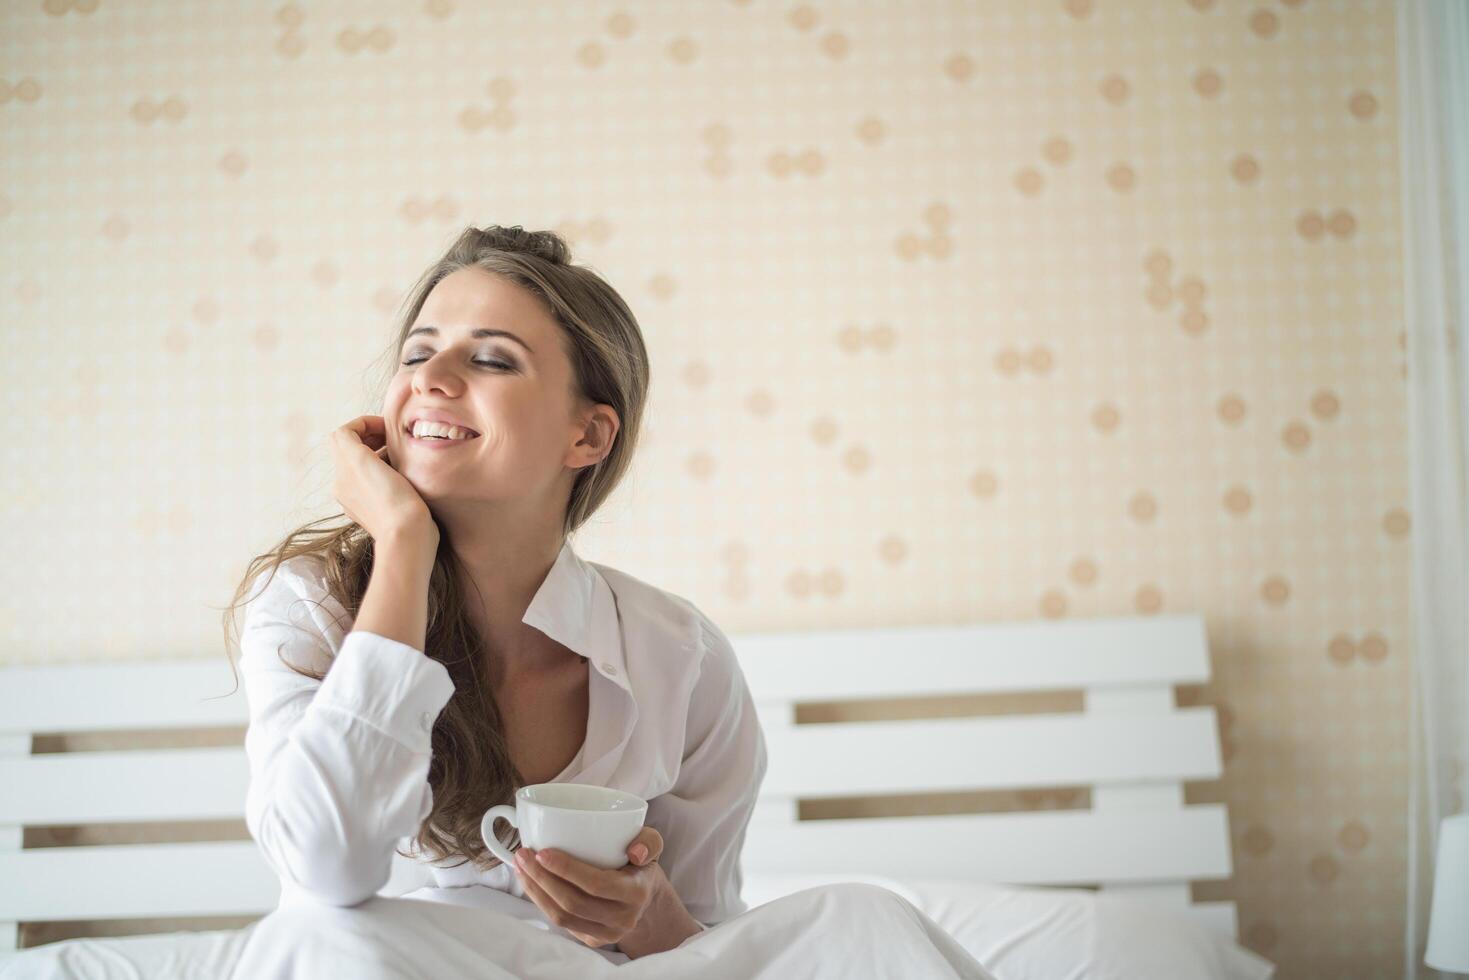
xmin=629 ymin=827 xmax=663 ymax=865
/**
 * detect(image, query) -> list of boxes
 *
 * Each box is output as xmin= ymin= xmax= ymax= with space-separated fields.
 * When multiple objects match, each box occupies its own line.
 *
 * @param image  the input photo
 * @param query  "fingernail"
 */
xmin=632 ymin=845 xmax=648 ymax=863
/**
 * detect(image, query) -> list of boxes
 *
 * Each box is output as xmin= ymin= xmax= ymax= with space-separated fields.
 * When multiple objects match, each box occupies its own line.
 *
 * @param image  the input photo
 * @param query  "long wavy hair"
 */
xmin=218 ymin=224 xmax=650 ymax=870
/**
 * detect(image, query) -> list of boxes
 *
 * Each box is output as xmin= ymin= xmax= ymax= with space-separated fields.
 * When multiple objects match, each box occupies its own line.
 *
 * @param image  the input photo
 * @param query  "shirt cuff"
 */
xmin=308 ymin=629 xmax=455 ymax=749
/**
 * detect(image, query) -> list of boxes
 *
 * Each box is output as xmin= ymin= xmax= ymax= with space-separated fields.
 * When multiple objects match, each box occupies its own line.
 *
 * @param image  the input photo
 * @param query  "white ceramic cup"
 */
xmin=481 ymin=782 xmax=648 ymax=871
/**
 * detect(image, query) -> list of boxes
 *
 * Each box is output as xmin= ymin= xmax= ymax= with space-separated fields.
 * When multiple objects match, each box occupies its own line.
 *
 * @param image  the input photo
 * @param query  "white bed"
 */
xmin=0 ymin=612 xmax=1275 ymax=979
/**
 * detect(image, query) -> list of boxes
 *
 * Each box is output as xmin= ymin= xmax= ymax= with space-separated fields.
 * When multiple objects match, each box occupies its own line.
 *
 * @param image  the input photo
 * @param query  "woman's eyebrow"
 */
xmin=405 ymin=324 xmax=534 ymax=354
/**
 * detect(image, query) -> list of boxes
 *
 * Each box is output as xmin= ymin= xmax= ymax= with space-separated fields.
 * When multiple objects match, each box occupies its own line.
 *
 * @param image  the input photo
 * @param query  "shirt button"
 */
xmin=420 ymin=711 xmax=433 ymax=731
xmin=600 ymin=661 xmax=617 ymax=676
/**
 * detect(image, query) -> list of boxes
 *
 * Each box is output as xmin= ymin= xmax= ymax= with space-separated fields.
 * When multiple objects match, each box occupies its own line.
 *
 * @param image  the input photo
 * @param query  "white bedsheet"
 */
xmin=0 ymin=873 xmax=1275 ymax=980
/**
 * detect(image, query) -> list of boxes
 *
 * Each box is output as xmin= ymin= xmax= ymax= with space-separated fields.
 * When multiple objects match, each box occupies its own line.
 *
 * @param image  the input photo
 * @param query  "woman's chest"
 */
xmin=493 ymin=659 xmax=591 ymax=785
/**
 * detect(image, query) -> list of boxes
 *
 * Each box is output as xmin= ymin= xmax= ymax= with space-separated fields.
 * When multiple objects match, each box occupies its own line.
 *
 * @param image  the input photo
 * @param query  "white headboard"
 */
xmin=0 ymin=611 xmax=1236 ymax=951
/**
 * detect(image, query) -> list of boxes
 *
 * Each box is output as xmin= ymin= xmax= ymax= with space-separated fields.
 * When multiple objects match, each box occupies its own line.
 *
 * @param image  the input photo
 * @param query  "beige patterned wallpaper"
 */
xmin=2 ymin=0 xmax=1410 ymax=977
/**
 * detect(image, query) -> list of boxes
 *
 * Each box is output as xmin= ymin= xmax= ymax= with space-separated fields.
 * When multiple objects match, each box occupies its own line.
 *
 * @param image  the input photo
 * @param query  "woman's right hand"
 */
xmin=330 ymin=415 xmax=440 ymax=552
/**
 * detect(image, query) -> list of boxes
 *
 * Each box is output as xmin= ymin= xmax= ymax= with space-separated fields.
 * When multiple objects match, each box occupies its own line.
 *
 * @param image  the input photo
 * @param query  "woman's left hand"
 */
xmin=512 ymin=826 xmax=666 ymax=949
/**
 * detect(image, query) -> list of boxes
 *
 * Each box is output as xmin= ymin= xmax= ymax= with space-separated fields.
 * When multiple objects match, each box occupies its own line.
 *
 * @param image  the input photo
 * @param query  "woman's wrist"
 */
xmin=616 ymin=866 xmax=703 ymax=959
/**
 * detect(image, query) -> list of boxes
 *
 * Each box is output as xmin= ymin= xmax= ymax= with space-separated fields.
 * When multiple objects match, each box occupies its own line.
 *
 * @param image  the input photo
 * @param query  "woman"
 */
xmin=222 ymin=225 xmax=992 ymax=978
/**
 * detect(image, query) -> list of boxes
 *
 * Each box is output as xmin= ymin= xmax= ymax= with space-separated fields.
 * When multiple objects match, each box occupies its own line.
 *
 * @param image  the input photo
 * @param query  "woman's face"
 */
xmin=383 ymin=266 xmax=605 ymax=507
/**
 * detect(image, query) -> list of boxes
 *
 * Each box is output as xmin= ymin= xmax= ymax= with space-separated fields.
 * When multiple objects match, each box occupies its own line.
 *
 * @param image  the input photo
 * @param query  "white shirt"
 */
xmin=237 ymin=537 xmax=768 ymax=930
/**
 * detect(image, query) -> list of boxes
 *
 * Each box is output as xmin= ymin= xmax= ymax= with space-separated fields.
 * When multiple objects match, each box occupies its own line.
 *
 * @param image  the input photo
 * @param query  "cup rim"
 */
xmin=517 ymin=781 xmax=647 ymax=813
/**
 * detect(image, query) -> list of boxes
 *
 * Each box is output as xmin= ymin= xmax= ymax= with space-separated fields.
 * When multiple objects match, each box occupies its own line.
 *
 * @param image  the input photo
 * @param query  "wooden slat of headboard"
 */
xmin=733 ymin=614 xmax=1209 ymax=702
xmin=758 ymin=708 xmax=1222 ymax=798
xmin=741 ymin=805 xmax=1232 ymax=884
xmin=0 ymin=660 xmax=244 ymax=734
xmin=0 ymin=747 xmax=250 ymax=825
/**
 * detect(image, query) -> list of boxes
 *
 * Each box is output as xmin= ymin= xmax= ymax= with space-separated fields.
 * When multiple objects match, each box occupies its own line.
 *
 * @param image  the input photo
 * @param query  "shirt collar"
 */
xmin=520 ymin=538 xmax=631 ymax=694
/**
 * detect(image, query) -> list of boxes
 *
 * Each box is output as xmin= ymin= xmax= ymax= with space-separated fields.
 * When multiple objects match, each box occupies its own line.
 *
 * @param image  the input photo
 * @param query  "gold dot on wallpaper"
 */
xmin=924 ymin=202 xmax=952 ymax=228
xmin=1383 ymin=507 xmax=1411 ymax=537
xmin=818 ymin=568 xmax=845 ymax=597
xmin=704 ymin=155 xmax=733 ymax=178
xmin=685 ymin=451 xmax=716 ymax=481
xmin=1338 ymin=820 xmax=1371 ymax=853
xmin=786 ymin=570 xmax=812 ymax=599
xmin=1145 ymin=281 xmax=1174 ymax=310
xmin=868 ymin=323 xmax=897 ymax=350
xmin=1230 ymin=153 xmax=1261 ymax=184
xmin=248 ymin=235 xmax=279 ymax=263
xmin=837 ymin=324 xmax=864 ymax=353
xmin=9 ymin=78 xmax=44 ymax=103
xmin=576 ymin=41 xmax=606 ymax=68
xmin=968 ymin=469 xmax=999 ymax=498
xmin=252 ymin=324 xmax=279 ymax=352
xmin=944 ymin=53 xmax=975 ymax=83
xmin=1223 ymin=485 xmax=1253 ymax=515
xmin=682 ymin=359 xmax=712 ymax=388
xmin=1091 ymin=402 xmax=1121 ymax=432
xmin=1310 ymin=389 xmax=1341 ymax=420
xmin=702 ymin=122 xmax=731 ymax=147
xmin=820 ymin=32 xmax=851 ymax=58
xmin=1327 ymin=634 xmax=1357 ymax=665
xmin=1042 ymin=136 xmax=1073 ymax=166
xmin=721 ymin=540 xmax=749 ymax=564
xmin=310 ymin=260 xmax=340 ymax=289
xmin=926 ymin=235 xmax=953 ymax=259
xmin=1327 ymin=208 xmax=1357 ymax=238
xmin=129 ymin=100 xmax=159 ymax=124
xmin=789 ymin=4 xmax=818 ymax=30
xmin=1245 ymin=922 xmax=1279 ymax=953
xmin=1250 ymin=8 xmax=1281 ymax=38
xmin=796 ymin=148 xmax=826 ymax=176
xmin=163 ymin=325 xmax=190 ymax=355
xmin=1180 ymin=309 xmax=1209 ymax=335
xmin=1144 ymin=249 xmax=1172 ymax=279
xmin=1260 ymin=575 xmax=1291 ymax=606
xmin=219 ymin=150 xmax=248 ymax=177
xmin=841 ymin=445 xmax=872 ymax=474
xmin=606 ymin=11 xmax=635 ymax=37
xmin=1282 ymin=420 xmax=1312 ymax=451
xmin=652 ymin=271 xmax=678 ymax=299
xmin=1026 ymin=346 xmax=1054 ymax=373
xmin=995 ymin=348 xmax=1023 ymax=375
xmin=425 ymin=0 xmax=453 ymax=20
xmin=1062 ymin=0 xmax=1094 ymax=19
xmin=1040 ymin=590 xmax=1068 ymax=618
xmin=101 ymin=214 xmax=130 ymax=241
xmin=1128 ymin=492 xmax=1158 ymax=523
xmin=1241 ymin=825 xmax=1275 ymax=856
xmin=1307 ymin=854 xmax=1340 ymax=885
xmin=1134 ymin=584 xmax=1164 ymax=614
xmin=1360 ymin=631 xmax=1389 ymax=663
xmin=277 ymin=32 xmax=306 ymax=58
xmin=1218 ymin=394 xmax=1247 ymax=424
xmin=275 ymin=3 xmax=304 ymax=27
xmin=669 ymin=36 xmax=699 ymax=63
xmin=1105 ymin=163 xmax=1136 ymax=192
xmin=810 ymin=416 xmax=839 ymax=446
xmin=1297 ymin=209 xmax=1326 ymax=240
xmin=878 ymin=535 xmax=908 ymax=564
xmin=1177 ymin=276 xmax=1207 ymax=306
xmin=856 ymin=116 xmax=887 ymax=144
xmin=1193 ymin=68 xmax=1224 ymax=99
xmin=487 ymin=76 xmax=515 ymax=102
xmin=1014 ymin=167 xmax=1044 ymax=196
xmin=768 ymin=151 xmax=794 ymax=178
xmin=192 ymin=298 xmax=220 ymax=324
xmin=746 ymin=388 xmax=775 ymax=416
xmin=1099 ymin=74 xmax=1130 ymax=105
xmin=1349 ymin=90 xmax=1379 ymax=120
xmin=895 ymin=232 xmax=925 ymax=260
xmin=1069 ymin=558 xmax=1098 ymax=586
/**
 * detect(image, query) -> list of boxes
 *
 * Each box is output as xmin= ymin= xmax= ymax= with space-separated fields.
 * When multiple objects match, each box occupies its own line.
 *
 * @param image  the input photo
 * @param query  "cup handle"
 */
xmin=482 ymin=804 xmax=518 ymax=867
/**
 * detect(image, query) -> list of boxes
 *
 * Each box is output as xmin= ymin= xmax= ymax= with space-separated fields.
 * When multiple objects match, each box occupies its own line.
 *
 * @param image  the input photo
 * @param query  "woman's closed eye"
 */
xmin=401 ymin=354 xmax=514 ymax=370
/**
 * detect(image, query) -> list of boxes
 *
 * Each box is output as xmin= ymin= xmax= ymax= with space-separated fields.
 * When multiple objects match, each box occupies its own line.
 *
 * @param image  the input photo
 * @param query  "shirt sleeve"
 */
xmin=645 ymin=613 xmax=768 ymax=929
xmin=236 ymin=557 xmax=455 ymax=907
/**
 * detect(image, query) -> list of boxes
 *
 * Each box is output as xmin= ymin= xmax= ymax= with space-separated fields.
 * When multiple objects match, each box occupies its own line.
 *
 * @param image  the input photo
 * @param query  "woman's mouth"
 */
xmin=404 ymin=430 xmax=481 ymax=449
